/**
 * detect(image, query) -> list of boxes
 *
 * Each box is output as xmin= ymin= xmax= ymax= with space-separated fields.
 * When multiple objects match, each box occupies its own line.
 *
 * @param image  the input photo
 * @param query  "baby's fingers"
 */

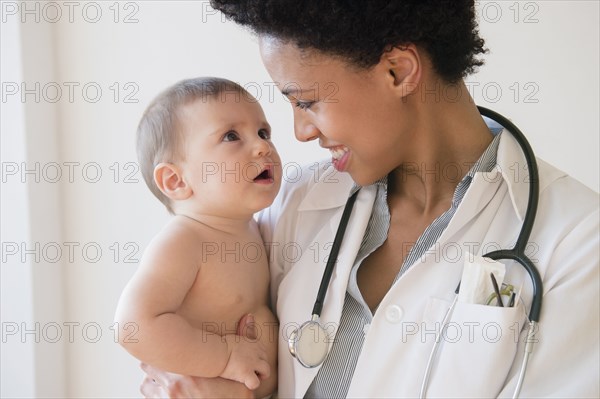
xmin=243 ymin=372 xmax=261 ymax=390
xmin=242 ymin=358 xmax=270 ymax=390
xmin=255 ymin=358 xmax=271 ymax=381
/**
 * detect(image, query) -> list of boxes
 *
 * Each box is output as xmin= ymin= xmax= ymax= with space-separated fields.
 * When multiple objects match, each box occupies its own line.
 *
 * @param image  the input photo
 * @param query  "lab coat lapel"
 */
xmin=322 ymin=185 xmax=376 ymax=321
xmin=285 ymin=185 xmax=376 ymax=398
xmin=437 ymin=132 xmax=531 ymax=245
xmin=436 ymin=169 xmax=503 ymax=245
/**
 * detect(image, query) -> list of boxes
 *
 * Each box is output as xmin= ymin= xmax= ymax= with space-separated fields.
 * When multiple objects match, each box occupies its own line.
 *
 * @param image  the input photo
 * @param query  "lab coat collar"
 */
xmin=297 ymin=164 xmax=355 ymax=211
xmin=495 ymin=132 xmax=527 ymax=221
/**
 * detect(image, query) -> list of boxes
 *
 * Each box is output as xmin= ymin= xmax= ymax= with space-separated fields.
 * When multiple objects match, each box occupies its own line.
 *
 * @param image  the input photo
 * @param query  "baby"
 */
xmin=115 ymin=77 xmax=280 ymax=397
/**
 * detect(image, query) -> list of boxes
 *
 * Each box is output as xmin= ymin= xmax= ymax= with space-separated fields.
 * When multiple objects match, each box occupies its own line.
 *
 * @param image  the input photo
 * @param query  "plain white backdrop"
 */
xmin=1 ymin=1 xmax=598 ymax=397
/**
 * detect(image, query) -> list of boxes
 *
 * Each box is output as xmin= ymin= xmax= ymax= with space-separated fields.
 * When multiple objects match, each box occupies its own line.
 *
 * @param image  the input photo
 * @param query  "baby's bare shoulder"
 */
xmin=140 ymin=218 xmax=209 ymax=271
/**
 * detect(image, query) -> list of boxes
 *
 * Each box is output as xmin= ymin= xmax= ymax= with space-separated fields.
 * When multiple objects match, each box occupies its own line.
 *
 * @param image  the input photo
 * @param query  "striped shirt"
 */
xmin=305 ymin=130 xmax=502 ymax=398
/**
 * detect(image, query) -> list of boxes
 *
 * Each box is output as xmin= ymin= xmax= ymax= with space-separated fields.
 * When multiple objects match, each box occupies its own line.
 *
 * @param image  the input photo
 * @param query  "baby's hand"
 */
xmin=221 ymin=333 xmax=270 ymax=390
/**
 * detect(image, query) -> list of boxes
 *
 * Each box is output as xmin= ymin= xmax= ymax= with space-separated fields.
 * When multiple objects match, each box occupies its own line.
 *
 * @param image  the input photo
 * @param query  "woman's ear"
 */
xmin=153 ymin=162 xmax=192 ymax=201
xmin=381 ymin=44 xmax=422 ymax=98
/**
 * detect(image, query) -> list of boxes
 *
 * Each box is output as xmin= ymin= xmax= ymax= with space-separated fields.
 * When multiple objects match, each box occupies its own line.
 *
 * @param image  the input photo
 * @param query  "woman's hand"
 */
xmin=139 ymin=313 xmax=259 ymax=398
xmin=140 ymin=363 xmax=254 ymax=399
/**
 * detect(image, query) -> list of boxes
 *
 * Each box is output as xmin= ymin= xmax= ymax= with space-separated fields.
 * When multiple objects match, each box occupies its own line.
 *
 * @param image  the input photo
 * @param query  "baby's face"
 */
xmin=177 ymin=95 xmax=282 ymax=217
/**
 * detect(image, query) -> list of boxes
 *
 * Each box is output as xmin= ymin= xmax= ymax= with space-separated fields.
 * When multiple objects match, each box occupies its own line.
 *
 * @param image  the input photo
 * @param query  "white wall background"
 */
xmin=1 ymin=1 xmax=598 ymax=397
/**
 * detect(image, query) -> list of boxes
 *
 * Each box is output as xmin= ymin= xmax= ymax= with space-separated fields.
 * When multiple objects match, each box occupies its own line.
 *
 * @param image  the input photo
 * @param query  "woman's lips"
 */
xmin=330 ymin=146 xmax=350 ymax=172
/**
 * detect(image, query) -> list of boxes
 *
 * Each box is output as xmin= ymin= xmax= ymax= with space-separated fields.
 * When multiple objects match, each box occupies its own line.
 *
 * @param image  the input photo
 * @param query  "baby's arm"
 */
xmin=114 ymin=232 xmax=269 ymax=389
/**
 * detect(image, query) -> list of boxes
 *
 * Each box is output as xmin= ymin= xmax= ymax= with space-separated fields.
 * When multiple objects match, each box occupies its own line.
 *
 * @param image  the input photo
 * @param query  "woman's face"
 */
xmin=259 ymin=37 xmax=412 ymax=186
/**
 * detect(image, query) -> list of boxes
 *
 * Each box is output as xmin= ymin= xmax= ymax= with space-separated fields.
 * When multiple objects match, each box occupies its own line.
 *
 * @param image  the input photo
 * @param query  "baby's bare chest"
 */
xmin=178 ymin=237 xmax=270 ymax=332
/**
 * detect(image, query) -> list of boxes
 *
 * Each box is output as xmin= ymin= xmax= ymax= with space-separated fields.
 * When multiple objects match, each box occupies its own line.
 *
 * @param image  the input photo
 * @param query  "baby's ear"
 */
xmin=153 ymin=162 xmax=192 ymax=201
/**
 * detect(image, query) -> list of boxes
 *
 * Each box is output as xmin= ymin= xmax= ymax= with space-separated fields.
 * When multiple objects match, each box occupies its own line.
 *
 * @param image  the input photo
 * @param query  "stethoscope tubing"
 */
xmin=420 ymin=107 xmax=543 ymax=398
xmin=477 ymin=106 xmax=543 ymax=323
xmin=311 ymin=190 xmax=359 ymax=317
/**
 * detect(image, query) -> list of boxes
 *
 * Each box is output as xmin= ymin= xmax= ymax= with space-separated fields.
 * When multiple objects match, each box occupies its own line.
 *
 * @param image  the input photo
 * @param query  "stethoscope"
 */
xmin=287 ymin=106 xmax=543 ymax=399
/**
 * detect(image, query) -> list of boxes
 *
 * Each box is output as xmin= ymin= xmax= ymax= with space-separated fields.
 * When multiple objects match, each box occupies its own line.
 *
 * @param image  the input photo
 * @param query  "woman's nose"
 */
xmin=294 ymin=112 xmax=320 ymax=142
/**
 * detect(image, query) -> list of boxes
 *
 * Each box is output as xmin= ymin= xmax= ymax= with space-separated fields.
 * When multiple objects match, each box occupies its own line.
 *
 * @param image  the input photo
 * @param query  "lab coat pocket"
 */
xmin=423 ymin=298 xmax=527 ymax=398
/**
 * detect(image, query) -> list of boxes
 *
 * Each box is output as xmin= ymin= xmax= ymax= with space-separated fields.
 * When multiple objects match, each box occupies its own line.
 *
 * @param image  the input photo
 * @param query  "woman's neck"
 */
xmin=388 ymin=79 xmax=493 ymax=215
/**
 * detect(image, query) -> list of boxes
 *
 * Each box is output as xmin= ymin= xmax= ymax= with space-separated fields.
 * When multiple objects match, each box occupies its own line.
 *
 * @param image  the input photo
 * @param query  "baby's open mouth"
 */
xmin=254 ymin=166 xmax=273 ymax=181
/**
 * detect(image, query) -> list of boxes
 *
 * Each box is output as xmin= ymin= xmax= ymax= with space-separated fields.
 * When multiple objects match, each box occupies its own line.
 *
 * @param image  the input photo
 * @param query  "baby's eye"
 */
xmin=258 ymin=128 xmax=271 ymax=140
xmin=223 ymin=131 xmax=240 ymax=142
xmin=295 ymin=101 xmax=314 ymax=111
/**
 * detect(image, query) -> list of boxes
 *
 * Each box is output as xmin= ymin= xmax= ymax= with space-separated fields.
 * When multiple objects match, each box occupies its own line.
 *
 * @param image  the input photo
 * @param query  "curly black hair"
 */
xmin=210 ymin=0 xmax=487 ymax=83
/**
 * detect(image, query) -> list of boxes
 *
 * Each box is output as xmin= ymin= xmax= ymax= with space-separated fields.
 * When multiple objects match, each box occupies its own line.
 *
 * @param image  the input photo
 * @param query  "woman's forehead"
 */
xmin=259 ymin=36 xmax=351 ymax=84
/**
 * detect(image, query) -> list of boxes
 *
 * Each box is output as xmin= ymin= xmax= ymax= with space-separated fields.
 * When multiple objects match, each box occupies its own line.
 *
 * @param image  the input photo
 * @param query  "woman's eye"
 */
xmin=295 ymin=101 xmax=314 ymax=111
xmin=258 ymin=129 xmax=271 ymax=140
xmin=223 ymin=131 xmax=240 ymax=142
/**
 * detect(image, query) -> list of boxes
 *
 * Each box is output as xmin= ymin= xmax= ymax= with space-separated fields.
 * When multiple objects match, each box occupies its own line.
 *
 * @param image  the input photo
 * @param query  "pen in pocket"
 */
xmin=490 ymin=273 xmax=504 ymax=307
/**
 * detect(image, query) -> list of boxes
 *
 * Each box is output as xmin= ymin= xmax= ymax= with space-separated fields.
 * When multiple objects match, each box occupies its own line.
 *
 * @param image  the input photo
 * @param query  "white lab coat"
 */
xmin=258 ymin=132 xmax=599 ymax=398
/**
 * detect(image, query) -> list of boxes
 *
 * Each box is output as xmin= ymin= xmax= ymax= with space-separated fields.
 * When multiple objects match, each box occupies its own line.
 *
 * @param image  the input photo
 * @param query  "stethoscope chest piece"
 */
xmin=288 ymin=316 xmax=330 ymax=368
